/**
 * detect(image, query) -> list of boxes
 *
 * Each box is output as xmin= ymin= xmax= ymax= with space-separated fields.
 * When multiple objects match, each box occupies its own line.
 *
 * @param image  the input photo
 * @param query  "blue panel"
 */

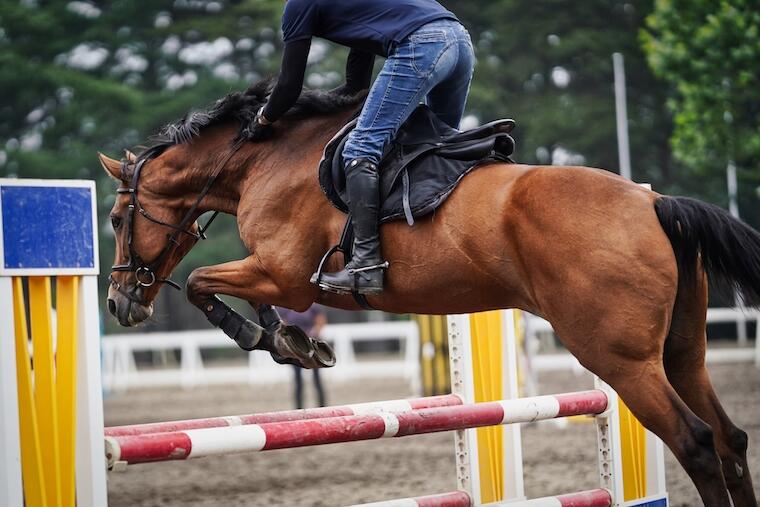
xmin=1 ymin=186 xmax=95 ymax=270
xmin=627 ymin=498 xmax=667 ymax=507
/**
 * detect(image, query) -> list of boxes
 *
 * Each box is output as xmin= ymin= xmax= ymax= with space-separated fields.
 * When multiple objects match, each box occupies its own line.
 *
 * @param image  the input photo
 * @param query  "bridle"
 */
xmin=109 ymin=139 xmax=244 ymax=305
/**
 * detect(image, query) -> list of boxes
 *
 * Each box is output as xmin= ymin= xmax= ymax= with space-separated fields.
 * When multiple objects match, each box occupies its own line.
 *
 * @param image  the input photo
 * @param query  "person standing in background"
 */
xmin=276 ymin=304 xmax=328 ymax=409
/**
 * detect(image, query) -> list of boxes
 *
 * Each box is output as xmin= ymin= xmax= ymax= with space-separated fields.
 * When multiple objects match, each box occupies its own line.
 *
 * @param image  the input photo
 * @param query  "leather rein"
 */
xmin=109 ymin=138 xmax=244 ymax=306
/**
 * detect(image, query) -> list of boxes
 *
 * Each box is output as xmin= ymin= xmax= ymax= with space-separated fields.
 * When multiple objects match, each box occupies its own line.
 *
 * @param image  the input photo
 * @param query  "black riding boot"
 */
xmin=316 ymin=158 xmax=388 ymax=294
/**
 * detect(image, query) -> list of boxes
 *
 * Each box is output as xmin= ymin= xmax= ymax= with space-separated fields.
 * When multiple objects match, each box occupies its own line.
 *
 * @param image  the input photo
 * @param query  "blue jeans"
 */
xmin=342 ymin=19 xmax=475 ymax=166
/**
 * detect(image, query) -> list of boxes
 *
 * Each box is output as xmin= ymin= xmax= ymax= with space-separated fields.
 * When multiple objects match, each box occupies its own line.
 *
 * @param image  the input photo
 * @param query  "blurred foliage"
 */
xmin=642 ymin=0 xmax=760 ymax=213
xmin=443 ymin=0 xmax=676 ymax=187
xmin=0 ymin=0 xmax=757 ymax=330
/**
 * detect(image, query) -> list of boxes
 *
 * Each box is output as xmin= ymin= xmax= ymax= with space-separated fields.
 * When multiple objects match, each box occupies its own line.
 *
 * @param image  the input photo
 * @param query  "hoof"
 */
xmin=311 ymin=338 xmax=336 ymax=367
xmin=259 ymin=325 xmax=336 ymax=369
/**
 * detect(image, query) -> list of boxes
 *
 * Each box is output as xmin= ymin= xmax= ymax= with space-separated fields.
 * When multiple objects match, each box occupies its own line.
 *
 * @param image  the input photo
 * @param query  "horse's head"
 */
xmin=98 ymin=79 xmax=366 ymax=327
xmin=99 ymin=150 xmax=200 ymax=326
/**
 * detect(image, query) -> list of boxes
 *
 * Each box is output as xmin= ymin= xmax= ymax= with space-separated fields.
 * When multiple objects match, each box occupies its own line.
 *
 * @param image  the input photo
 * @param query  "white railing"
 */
xmin=524 ymin=307 xmax=760 ymax=373
xmin=102 ymin=321 xmax=420 ymax=393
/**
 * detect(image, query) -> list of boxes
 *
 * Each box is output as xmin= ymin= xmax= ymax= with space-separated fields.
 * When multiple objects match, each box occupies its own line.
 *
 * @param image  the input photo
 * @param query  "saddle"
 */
xmin=314 ymin=105 xmax=516 ymax=310
xmin=318 ymin=105 xmax=516 ymax=226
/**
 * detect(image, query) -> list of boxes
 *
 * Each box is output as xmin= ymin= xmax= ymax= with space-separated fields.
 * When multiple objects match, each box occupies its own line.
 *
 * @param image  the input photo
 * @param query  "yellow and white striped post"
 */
xmin=0 ymin=179 xmax=107 ymax=507
xmin=448 ymin=310 xmax=668 ymax=506
xmin=448 ymin=310 xmax=524 ymax=503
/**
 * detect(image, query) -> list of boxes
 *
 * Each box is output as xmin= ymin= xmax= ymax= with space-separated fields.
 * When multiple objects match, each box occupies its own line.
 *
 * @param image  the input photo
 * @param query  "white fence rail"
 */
xmin=102 ymin=321 xmax=420 ymax=393
xmin=103 ymin=308 xmax=757 ymax=393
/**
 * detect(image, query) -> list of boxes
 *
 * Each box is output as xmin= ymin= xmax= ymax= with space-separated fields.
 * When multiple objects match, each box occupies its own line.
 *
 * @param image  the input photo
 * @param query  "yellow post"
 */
xmin=13 ymin=278 xmax=48 ymax=507
xmin=431 ymin=316 xmax=449 ymax=396
xmin=469 ymin=311 xmax=504 ymax=503
xmin=56 ymin=277 xmax=79 ymax=507
xmin=28 ymin=277 xmax=62 ymax=506
xmin=416 ymin=315 xmax=434 ymax=396
xmin=416 ymin=315 xmax=451 ymax=396
xmin=619 ymin=398 xmax=648 ymax=500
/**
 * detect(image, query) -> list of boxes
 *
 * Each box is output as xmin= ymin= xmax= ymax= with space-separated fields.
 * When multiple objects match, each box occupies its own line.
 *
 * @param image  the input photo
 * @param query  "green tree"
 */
xmin=642 ymin=0 xmax=760 ymax=221
xmin=0 ymin=0 xmax=296 ymax=331
xmin=443 ymin=0 xmax=678 ymax=187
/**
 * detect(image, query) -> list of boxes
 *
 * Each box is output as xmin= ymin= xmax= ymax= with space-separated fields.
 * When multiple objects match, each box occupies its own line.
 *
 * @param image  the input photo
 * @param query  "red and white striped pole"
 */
xmin=350 ymin=490 xmax=472 ymax=507
xmin=105 ymin=394 xmax=463 ymax=437
xmin=105 ymin=390 xmax=607 ymax=468
xmin=349 ymin=488 xmax=612 ymax=507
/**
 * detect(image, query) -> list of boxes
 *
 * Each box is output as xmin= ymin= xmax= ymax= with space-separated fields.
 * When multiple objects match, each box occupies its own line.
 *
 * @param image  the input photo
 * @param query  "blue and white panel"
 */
xmin=624 ymin=494 xmax=668 ymax=507
xmin=0 ymin=179 xmax=99 ymax=276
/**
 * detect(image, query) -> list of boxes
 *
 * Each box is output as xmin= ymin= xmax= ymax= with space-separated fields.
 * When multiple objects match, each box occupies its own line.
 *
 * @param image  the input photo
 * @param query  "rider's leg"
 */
xmin=317 ymin=20 xmax=466 ymax=294
xmin=427 ymin=28 xmax=475 ymax=129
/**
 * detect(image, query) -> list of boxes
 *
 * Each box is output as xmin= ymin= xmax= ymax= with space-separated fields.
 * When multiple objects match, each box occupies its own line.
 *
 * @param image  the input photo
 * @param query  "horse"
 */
xmin=99 ymin=80 xmax=760 ymax=506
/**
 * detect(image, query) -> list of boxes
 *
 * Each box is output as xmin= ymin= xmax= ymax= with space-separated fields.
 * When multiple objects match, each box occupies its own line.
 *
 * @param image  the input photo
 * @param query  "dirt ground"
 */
xmin=105 ymin=362 xmax=760 ymax=507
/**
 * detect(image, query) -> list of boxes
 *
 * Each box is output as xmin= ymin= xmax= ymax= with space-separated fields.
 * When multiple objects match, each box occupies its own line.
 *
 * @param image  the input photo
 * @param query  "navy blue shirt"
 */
xmin=282 ymin=0 xmax=458 ymax=57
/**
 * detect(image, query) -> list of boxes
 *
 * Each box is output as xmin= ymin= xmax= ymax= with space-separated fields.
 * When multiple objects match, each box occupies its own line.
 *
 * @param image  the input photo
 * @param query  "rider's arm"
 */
xmin=261 ymin=38 xmax=311 ymax=123
xmin=333 ymin=49 xmax=376 ymax=96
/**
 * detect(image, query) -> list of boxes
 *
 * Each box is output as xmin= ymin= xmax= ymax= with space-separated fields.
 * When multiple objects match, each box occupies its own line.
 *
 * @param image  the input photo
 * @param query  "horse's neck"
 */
xmin=173 ymin=110 xmax=354 ymax=218
xmin=231 ymin=113 xmax=355 ymax=248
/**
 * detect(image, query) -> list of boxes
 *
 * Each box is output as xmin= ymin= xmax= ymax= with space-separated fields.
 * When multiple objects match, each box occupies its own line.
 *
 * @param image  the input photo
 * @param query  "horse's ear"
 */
xmin=124 ymin=149 xmax=137 ymax=163
xmin=98 ymin=152 xmax=122 ymax=181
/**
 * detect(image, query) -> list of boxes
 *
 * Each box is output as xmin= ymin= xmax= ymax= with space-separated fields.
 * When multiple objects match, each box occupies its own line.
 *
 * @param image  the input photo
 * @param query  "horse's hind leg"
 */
xmin=604 ymin=359 xmax=731 ymax=506
xmin=549 ymin=297 xmax=731 ymax=505
xmin=664 ymin=275 xmax=758 ymax=506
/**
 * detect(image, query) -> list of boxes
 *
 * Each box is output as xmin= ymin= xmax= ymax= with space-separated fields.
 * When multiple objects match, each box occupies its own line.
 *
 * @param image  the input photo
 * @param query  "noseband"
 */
xmin=110 ymin=139 xmax=244 ymax=305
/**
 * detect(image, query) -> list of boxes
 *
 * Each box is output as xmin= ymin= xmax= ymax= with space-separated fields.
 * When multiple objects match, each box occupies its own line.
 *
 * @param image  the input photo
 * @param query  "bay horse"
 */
xmin=99 ymin=80 xmax=760 ymax=506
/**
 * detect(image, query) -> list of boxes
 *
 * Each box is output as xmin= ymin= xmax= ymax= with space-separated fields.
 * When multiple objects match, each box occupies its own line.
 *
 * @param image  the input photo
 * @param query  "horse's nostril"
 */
xmin=107 ymin=298 xmax=117 ymax=316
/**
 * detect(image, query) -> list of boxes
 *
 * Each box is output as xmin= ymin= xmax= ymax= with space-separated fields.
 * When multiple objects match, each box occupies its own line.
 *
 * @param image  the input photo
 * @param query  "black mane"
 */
xmin=136 ymin=78 xmax=365 ymax=162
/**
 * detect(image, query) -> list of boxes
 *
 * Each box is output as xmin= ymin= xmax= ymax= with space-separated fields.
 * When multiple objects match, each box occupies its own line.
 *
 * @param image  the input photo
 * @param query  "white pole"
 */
xmin=75 ymin=275 xmax=109 ymax=506
xmin=613 ymin=53 xmax=632 ymax=180
xmin=726 ymin=160 xmax=748 ymax=345
xmin=447 ymin=314 xmax=481 ymax=503
xmin=727 ymin=160 xmax=740 ymax=218
xmin=0 ymin=278 xmax=23 ymax=507
xmin=501 ymin=310 xmax=525 ymax=500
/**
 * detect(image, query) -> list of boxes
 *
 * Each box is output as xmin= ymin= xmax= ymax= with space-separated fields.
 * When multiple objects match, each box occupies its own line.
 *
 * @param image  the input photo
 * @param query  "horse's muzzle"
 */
xmin=107 ymin=285 xmax=153 ymax=327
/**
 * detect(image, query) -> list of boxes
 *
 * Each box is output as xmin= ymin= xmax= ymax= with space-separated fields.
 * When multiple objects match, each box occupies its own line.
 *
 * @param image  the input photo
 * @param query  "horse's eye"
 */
xmin=111 ymin=216 xmax=123 ymax=230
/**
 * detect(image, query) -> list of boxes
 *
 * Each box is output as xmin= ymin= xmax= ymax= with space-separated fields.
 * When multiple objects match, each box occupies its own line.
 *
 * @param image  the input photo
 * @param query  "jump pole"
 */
xmin=105 ymin=393 xmax=464 ymax=437
xmin=0 ymin=179 xmax=107 ymax=507
xmin=105 ymin=390 xmax=608 ymax=466
xmin=348 ymin=488 xmax=613 ymax=507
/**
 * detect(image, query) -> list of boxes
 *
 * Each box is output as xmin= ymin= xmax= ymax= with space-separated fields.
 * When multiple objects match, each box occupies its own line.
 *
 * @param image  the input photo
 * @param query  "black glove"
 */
xmin=242 ymin=107 xmax=274 ymax=141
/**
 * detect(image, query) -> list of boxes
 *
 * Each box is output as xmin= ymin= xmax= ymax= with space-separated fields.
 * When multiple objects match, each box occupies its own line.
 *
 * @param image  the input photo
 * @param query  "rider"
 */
xmin=248 ymin=0 xmax=475 ymax=295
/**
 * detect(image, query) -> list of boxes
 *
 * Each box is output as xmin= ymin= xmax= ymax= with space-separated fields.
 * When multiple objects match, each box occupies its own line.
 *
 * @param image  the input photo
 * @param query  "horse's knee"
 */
xmin=186 ymin=268 xmax=209 ymax=305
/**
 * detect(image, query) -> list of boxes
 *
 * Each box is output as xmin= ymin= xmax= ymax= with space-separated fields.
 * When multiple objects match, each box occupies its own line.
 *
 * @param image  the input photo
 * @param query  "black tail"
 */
xmin=655 ymin=196 xmax=760 ymax=308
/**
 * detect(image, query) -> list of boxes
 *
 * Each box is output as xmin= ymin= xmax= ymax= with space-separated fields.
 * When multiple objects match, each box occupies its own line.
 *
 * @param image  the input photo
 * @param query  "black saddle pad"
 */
xmin=318 ymin=105 xmax=515 ymax=225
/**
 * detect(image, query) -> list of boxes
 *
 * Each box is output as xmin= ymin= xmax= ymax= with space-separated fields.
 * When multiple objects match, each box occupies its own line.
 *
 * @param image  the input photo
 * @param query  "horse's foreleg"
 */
xmin=186 ymin=257 xmax=335 ymax=368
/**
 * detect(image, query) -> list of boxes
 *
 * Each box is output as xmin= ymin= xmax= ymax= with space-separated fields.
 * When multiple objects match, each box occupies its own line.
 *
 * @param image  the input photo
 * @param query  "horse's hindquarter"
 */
xmin=373 ymin=164 xmax=678 ymax=323
xmin=500 ymin=166 xmax=679 ymax=361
